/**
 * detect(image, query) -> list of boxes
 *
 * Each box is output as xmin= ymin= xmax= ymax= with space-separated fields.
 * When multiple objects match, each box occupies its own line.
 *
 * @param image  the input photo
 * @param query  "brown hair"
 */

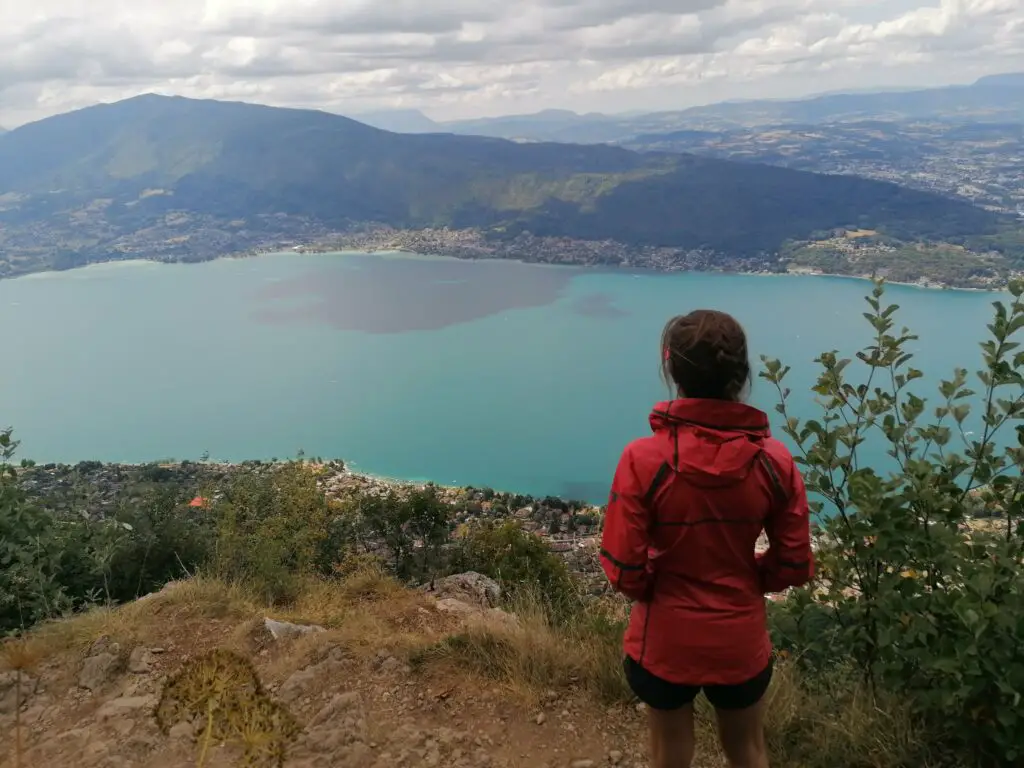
xmin=660 ymin=310 xmax=750 ymax=401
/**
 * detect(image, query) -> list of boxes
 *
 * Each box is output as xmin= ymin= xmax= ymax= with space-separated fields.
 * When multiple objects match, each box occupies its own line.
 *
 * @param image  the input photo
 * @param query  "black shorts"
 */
xmin=623 ymin=655 xmax=773 ymax=712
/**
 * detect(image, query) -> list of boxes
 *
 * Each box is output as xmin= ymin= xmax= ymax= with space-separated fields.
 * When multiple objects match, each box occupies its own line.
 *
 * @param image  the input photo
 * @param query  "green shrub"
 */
xmin=762 ymin=279 xmax=1024 ymax=765
xmin=107 ymin=488 xmax=214 ymax=596
xmin=450 ymin=519 xmax=577 ymax=609
xmin=0 ymin=430 xmax=69 ymax=632
xmin=212 ymin=462 xmax=333 ymax=604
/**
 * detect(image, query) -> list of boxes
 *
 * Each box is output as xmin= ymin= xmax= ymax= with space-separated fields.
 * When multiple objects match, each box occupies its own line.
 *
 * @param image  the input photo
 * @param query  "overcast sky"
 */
xmin=1 ymin=0 xmax=1021 ymax=127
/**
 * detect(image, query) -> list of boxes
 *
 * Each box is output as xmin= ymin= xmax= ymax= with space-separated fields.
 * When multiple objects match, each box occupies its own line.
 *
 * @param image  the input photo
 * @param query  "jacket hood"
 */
xmin=649 ymin=399 xmax=771 ymax=488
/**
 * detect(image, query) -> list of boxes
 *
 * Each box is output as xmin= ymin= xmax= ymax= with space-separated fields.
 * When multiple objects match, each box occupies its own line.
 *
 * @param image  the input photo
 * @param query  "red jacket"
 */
xmin=600 ymin=398 xmax=813 ymax=686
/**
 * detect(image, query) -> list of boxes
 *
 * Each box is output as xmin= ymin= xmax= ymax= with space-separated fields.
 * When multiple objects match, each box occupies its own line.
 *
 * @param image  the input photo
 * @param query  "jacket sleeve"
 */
xmin=600 ymin=446 xmax=652 ymax=602
xmin=757 ymin=456 xmax=814 ymax=594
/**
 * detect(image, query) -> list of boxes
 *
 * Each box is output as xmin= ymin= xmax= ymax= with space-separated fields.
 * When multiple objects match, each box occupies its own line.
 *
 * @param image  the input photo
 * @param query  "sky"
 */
xmin=1 ymin=0 xmax=1022 ymax=128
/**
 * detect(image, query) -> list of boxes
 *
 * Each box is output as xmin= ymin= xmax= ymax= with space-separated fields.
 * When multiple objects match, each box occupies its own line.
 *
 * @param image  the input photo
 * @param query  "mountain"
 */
xmin=0 ymin=94 xmax=1016 ymax=280
xmin=666 ymin=72 xmax=1024 ymax=129
xmin=974 ymin=73 xmax=1024 ymax=89
xmin=438 ymin=73 xmax=1024 ymax=143
xmin=443 ymin=109 xmax=625 ymax=143
xmin=349 ymin=108 xmax=441 ymax=133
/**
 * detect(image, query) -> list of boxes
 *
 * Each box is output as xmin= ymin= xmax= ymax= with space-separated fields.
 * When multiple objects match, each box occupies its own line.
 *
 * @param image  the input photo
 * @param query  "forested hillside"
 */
xmin=0 ymin=94 xmax=1019 ymax=281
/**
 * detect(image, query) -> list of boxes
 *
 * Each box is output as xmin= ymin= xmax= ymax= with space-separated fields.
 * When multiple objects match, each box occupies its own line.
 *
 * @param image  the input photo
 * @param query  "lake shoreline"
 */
xmin=291 ymin=236 xmax=1004 ymax=293
xmin=8 ymin=245 xmax=1004 ymax=295
xmin=2 ymin=225 xmax=1011 ymax=292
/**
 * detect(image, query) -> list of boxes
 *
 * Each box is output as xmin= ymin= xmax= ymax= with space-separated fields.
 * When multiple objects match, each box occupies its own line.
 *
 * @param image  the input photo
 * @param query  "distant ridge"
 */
xmin=432 ymin=72 xmax=1024 ymax=141
xmin=974 ymin=72 xmax=1024 ymax=89
xmin=349 ymin=108 xmax=441 ymax=134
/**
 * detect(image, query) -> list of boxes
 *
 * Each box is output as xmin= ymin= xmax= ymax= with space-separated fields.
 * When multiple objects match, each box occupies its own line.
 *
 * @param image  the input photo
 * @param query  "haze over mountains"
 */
xmin=355 ymin=72 xmax=1024 ymax=144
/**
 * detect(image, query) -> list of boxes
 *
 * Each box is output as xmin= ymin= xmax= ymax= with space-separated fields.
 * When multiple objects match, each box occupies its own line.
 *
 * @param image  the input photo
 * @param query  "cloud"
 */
xmin=0 ymin=0 xmax=1022 ymax=126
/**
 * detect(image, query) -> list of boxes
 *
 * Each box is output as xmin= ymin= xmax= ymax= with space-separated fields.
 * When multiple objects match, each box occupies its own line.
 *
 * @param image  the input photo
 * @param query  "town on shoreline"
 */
xmin=286 ymin=226 xmax=1013 ymax=290
xmin=3 ymin=218 xmax=1015 ymax=290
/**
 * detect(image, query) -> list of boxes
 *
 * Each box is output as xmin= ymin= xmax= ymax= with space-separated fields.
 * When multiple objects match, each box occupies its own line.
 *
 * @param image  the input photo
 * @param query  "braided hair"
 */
xmin=660 ymin=310 xmax=750 ymax=401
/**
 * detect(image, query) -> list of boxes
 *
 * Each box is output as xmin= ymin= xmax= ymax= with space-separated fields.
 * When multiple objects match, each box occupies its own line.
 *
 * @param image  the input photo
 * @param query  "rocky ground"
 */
xmin=0 ymin=574 xmax=666 ymax=768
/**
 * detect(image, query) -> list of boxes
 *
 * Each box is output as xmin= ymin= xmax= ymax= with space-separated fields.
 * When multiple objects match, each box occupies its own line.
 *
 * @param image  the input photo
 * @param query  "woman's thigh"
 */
xmin=713 ymin=698 xmax=768 ymax=767
xmin=623 ymin=655 xmax=701 ymax=711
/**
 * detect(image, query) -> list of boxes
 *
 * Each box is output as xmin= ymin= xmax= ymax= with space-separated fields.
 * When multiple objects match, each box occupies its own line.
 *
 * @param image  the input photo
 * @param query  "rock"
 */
xmin=608 ymin=750 xmax=623 ymax=765
xmin=79 ymin=652 xmax=123 ymax=692
xmin=0 ymin=671 xmax=38 ymax=715
xmin=20 ymin=703 xmax=47 ymax=725
xmin=264 ymin=617 xmax=325 ymax=641
xmin=128 ymin=647 xmax=156 ymax=674
xmin=55 ymin=727 xmax=92 ymax=747
xmin=168 ymin=721 xmax=194 ymax=743
xmin=126 ymin=729 xmax=162 ymax=752
xmin=308 ymin=692 xmax=361 ymax=728
xmin=434 ymin=598 xmax=477 ymax=616
xmin=96 ymin=696 xmax=156 ymax=737
xmin=89 ymin=636 xmax=120 ymax=656
xmin=425 ymin=572 xmax=501 ymax=608
xmin=96 ymin=695 xmax=157 ymax=721
xmin=570 ymin=761 xmax=596 ymax=768
xmin=535 ymin=712 xmax=546 ymax=725
xmin=280 ymin=666 xmax=320 ymax=703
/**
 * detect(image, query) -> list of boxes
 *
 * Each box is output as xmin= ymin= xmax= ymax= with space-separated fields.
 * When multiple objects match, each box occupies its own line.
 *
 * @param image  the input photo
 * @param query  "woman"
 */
xmin=600 ymin=310 xmax=813 ymax=768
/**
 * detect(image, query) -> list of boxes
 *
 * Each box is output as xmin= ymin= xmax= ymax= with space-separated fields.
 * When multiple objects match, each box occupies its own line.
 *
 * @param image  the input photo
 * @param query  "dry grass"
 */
xmin=409 ymin=588 xmax=932 ymax=768
xmin=761 ymin=662 xmax=927 ymax=767
xmin=17 ymin=564 xmax=452 ymax=689
xmin=410 ymin=587 xmax=633 ymax=705
xmin=0 ymin=638 xmax=47 ymax=768
xmin=30 ymin=603 xmax=150 ymax=657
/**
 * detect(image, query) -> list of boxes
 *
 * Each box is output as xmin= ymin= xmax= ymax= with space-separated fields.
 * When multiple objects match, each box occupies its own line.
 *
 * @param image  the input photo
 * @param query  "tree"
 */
xmin=404 ymin=488 xmax=450 ymax=581
xmin=360 ymin=487 xmax=449 ymax=582
xmin=762 ymin=279 xmax=1024 ymax=765
xmin=0 ymin=430 xmax=66 ymax=632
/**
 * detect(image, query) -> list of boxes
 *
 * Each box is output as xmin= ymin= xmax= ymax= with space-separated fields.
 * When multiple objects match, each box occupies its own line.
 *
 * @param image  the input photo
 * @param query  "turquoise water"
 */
xmin=0 ymin=252 xmax=1003 ymax=503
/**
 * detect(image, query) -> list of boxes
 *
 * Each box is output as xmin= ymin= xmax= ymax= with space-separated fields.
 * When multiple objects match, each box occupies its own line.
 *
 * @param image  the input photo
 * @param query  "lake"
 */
xmin=0 ymin=251 xmax=1004 ymax=503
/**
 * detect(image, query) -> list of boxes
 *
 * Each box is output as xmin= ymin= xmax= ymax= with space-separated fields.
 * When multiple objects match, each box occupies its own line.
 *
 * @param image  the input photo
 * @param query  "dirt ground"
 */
xmin=0 ymin=580 xmax=672 ymax=768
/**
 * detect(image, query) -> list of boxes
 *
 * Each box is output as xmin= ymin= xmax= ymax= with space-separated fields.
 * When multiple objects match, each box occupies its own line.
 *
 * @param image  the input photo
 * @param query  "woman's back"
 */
xmin=646 ymin=399 xmax=773 ymax=609
xmin=601 ymin=397 xmax=809 ymax=684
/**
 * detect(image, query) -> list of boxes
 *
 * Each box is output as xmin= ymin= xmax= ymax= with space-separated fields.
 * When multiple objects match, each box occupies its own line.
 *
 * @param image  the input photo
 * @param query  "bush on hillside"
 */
xmin=106 ymin=488 xmax=213 ymax=595
xmin=1 ymin=441 xmax=221 ymax=633
xmin=212 ymin=462 xmax=335 ymax=604
xmin=449 ymin=519 xmax=577 ymax=608
xmin=49 ymin=488 xmax=214 ymax=611
xmin=762 ymin=279 xmax=1024 ymax=765
xmin=0 ymin=429 xmax=70 ymax=632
